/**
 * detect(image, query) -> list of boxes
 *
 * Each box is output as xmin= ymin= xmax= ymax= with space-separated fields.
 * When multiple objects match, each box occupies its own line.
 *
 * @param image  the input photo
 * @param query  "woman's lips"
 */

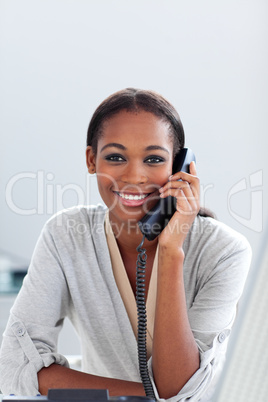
xmin=113 ymin=191 xmax=158 ymax=207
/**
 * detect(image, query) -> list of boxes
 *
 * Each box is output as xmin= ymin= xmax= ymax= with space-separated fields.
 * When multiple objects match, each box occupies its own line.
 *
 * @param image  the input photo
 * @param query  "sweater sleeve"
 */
xmin=147 ymin=222 xmax=252 ymax=401
xmin=0 ymin=221 xmax=70 ymax=396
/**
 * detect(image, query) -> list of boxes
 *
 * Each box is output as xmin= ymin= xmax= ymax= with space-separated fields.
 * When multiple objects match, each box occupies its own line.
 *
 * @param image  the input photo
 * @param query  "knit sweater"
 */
xmin=0 ymin=205 xmax=251 ymax=401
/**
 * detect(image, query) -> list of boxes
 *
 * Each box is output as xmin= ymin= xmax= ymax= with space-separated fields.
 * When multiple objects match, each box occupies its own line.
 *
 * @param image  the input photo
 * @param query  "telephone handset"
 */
xmin=138 ymin=148 xmax=196 ymax=241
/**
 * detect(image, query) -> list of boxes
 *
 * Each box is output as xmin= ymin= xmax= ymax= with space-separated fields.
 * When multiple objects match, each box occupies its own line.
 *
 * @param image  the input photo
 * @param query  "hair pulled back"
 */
xmin=86 ymin=88 xmax=184 ymax=157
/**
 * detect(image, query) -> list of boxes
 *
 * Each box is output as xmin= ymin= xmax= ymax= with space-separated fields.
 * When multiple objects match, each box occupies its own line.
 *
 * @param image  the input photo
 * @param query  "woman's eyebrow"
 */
xmin=100 ymin=143 xmax=126 ymax=152
xmin=100 ymin=143 xmax=170 ymax=154
xmin=145 ymin=145 xmax=170 ymax=154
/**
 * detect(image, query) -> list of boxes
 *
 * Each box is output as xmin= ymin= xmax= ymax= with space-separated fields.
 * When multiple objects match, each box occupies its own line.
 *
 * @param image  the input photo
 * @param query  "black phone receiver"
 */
xmin=138 ymin=148 xmax=196 ymax=241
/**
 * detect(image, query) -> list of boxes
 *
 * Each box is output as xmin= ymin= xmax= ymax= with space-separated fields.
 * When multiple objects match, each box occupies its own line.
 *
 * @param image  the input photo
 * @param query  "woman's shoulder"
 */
xmin=183 ymin=216 xmax=252 ymax=287
xmin=43 ymin=204 xmax=108 ymax=234
xmin=187 ymin=215 xmax=252 ymax=256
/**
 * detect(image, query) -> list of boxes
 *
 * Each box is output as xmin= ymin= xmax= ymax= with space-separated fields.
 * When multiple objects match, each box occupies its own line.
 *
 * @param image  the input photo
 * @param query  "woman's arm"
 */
xmin=152 ymin=246 xmax=200 ymax=399
xmin=38 ymin=364 xmax=145 ymax=396
xmin=152 ymin=162 xmax=200 ymax=399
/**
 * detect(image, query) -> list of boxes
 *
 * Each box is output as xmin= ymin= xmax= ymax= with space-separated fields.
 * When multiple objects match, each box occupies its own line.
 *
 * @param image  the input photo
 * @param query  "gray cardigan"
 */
xmin=0 ymin=205 xmax=251 ymax=401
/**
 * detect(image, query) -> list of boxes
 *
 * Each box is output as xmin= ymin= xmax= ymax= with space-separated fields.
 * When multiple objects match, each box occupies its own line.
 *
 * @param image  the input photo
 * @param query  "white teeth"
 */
xmin=118 ymin=193 xmax=147 ymax=200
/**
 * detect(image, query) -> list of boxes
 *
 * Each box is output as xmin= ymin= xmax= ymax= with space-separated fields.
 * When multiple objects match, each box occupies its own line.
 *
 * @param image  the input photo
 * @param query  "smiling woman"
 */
xmin=86 ymin=110 xmax=174 ymax=227
xmin=0 ymin=88 xmax=251 ymax=401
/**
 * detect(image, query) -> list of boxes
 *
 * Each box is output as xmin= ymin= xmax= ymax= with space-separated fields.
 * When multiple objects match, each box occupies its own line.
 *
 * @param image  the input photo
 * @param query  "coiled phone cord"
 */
xmin=136 ymin=234 xmax=156 ymax=400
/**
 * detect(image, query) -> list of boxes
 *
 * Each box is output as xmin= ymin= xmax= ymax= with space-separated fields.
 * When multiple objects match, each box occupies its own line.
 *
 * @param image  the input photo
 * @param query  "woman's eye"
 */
xmin=145 ymin=156 xmax=165 ymax=164
xmin=105 ymin=154 xmax=125 ymax=162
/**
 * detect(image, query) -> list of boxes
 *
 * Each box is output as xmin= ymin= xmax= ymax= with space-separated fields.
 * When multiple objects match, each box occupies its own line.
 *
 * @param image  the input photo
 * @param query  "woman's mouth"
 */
xmin=113 ymin=191 xmax=156 ymax=207
xmin=117 ymin=192 xmax=149 ymax=201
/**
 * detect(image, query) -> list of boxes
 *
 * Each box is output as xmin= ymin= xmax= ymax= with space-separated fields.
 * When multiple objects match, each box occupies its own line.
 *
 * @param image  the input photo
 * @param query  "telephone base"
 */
xmin=3 ymin=388 xmax=155 ymax=402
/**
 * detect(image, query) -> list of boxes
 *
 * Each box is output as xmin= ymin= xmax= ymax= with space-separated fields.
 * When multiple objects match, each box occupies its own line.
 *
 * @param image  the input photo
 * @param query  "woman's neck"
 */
xmin=109 ymin=216 xmax=158 ymax=299
xmin=108 ymin=213 xmax=158 ymax=257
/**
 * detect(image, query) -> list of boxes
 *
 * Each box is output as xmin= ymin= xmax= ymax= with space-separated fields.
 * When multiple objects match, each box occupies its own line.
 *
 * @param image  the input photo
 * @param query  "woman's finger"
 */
xmin=189 ymin=161 xmax=197 ymax=176
xmin=159 ymin=186 xmax=199 ymax=213
xmin=160 ymin=175 xmax=199 ymax=199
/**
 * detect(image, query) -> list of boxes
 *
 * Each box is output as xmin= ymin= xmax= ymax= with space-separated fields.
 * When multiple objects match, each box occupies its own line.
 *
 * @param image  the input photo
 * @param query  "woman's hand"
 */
xmin=158 ymin=161 xmax=200 ymax=248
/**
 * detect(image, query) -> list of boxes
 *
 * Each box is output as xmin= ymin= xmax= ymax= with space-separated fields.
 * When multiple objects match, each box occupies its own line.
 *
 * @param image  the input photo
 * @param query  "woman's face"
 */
xmin=86 ymin=110 xmax=174 ymax=229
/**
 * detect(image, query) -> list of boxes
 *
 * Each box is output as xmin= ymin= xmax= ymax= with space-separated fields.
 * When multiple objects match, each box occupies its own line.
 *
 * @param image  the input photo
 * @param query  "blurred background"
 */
xmin=0 ymin=0 xmax=267 ymax=399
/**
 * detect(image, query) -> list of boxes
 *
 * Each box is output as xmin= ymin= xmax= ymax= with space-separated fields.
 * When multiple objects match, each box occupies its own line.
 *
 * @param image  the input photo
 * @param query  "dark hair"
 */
xmin=87 ymin=88 xmax=184 ymax=157
xmin=86 ymin=88 xmax=215 ymax=219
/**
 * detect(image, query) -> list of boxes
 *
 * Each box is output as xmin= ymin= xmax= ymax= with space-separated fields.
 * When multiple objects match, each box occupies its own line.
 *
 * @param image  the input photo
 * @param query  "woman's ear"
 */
xmin=86 ymin=146 xmax=96 ymax=174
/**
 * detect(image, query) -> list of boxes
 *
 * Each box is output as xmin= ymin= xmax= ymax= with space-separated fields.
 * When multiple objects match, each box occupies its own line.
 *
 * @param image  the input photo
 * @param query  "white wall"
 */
xmin=1 ymin=0 xmax=267 ymax=273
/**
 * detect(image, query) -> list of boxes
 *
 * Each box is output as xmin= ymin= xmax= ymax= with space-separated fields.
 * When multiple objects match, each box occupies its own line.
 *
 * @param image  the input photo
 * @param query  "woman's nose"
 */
xmin=120 ymin=163 xmax=148 ymax=185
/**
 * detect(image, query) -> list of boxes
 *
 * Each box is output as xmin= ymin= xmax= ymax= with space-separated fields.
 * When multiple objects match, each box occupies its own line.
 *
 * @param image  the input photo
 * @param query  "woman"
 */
xmin=0 ymin=88 xmax=251 ymax=401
